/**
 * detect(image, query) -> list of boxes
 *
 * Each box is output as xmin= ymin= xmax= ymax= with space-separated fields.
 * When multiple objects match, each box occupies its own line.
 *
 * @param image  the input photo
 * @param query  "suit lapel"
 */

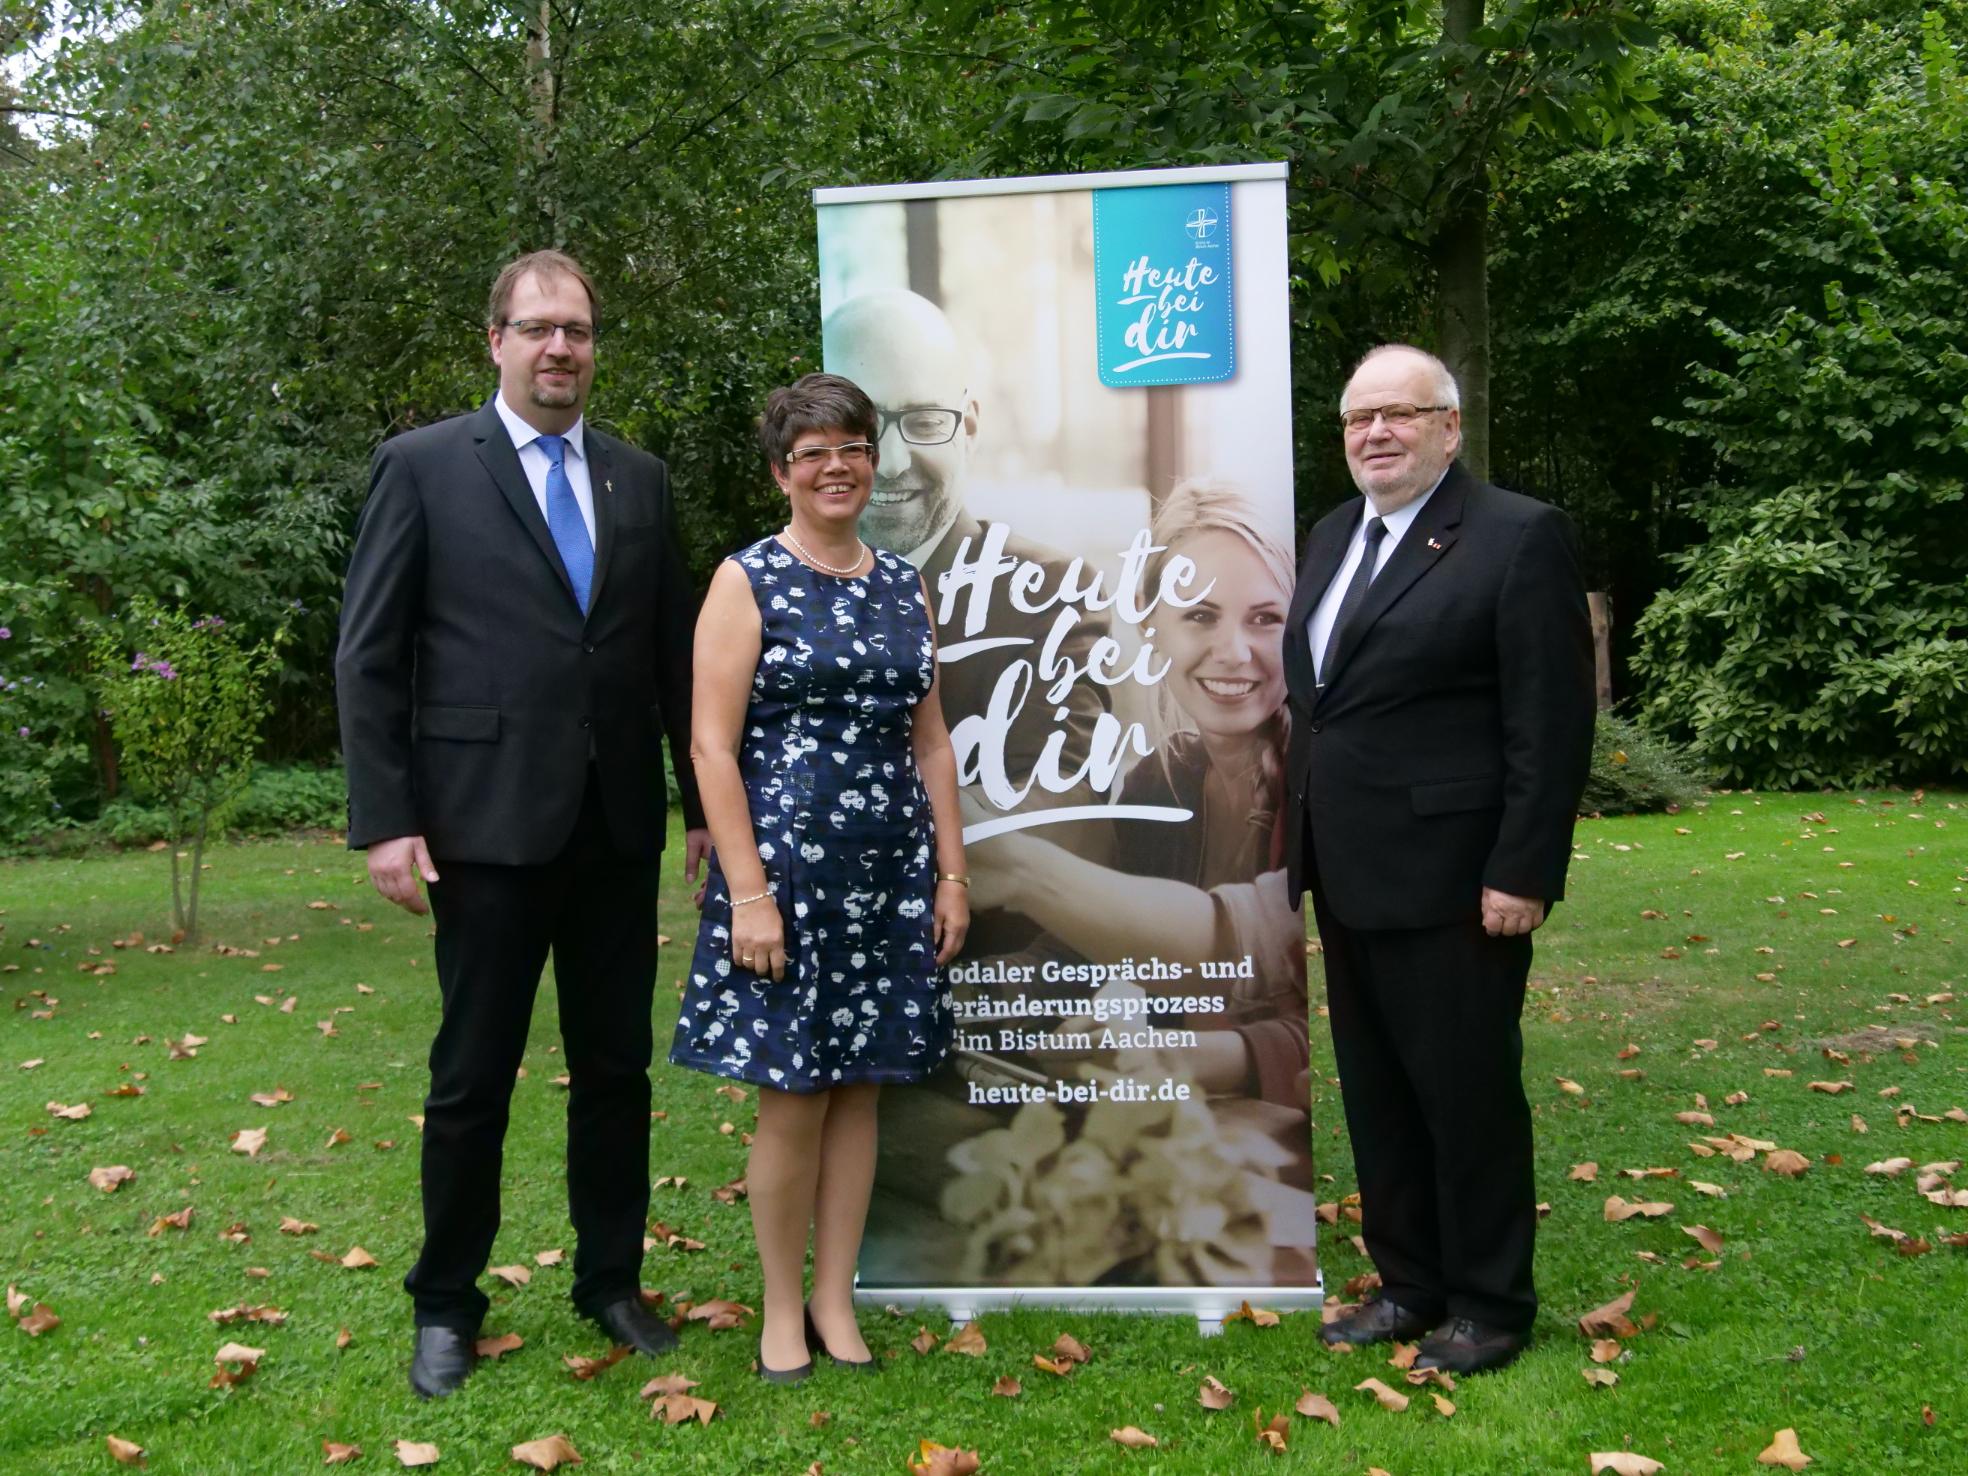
xmin=1284 ymin=499 xmax=1359 ymax=702
xmin=583 ymin=431 xmax=617 ymax=619
xmin=472 ymin=399 xmax=580 ymax=607
xmin=1320 ymin=463 xmax=1471 ymax=693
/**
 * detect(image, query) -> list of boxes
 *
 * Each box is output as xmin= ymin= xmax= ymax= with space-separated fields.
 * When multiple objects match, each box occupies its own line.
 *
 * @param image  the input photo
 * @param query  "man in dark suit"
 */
xmin=336 ymin=250 xmax=708 ymax=1398
xmin=1284 ymin=344 xmax=1593 ymax=1374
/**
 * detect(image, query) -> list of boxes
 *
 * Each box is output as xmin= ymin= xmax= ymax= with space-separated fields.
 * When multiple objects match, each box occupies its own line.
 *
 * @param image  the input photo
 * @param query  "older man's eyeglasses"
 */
xmin=503 ymin=318 xmax=596 ymax=347
xmin=877 ymin=407 xmax=963 ymax=445
xmin=1339 ymin=402 xmax=1449 ymax=432
xmin=786 ymin=441 xmax=876 ymax=467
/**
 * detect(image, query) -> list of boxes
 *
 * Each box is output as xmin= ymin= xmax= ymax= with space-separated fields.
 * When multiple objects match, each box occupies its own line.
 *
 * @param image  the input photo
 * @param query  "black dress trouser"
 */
xmin=404 ymin=771 xmax=661 ymax=1330
xmin=1310 ymin=873 xmax=1539 ymax=1332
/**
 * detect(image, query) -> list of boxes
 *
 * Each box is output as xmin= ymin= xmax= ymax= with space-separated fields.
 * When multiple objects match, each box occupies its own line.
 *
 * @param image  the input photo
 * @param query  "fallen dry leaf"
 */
xmin=563 ymin=1346 xmax=632 ymax=1380
xmin=148 ymin=1206 xmax=194 ymax=1236
xmin=638 ymin=1372 xmax=698 ymax=1398
xmin=534 ymin=1248 xmax=564 ymax=1267
xmin=991 ymin=1375 xmax=1022 ymax=1397
xmin=394 ymin=1440 xmax=440 ymax=1467
xmin=1757 ymin=1428 xmax=1813 ymax=1470
xmin=1683 ymin=1224 xmax=1725 ymax=1255
xmin=1253 ymin=1408 xmax=1291 ymax=1451
xmin=1604 ymin=1195 xmax=1674 ymax=1222
xmin=324 ymin=1441 xmax=362 ymax=1465
xmin=1589 ymin=1338 xmax=1624 ymax=1363
xmin=910 ymin=1326 xmax=939 ymax=1355
xmin=683 ymin=1298 xmax=753 ymax=1331
xmin=325 ymin=1128 xmax=353 ymax=1149
xmin=1387 ymin=1341 xmax=1419 ymax=1370
xmin=1432 ymin=1393 xmax=1456 ymax=1418
xmin=1764 ymin=1149 xmax=1812 ymax=1177
xmin=1557 ymin=1077 xmax=1586 ymax=1096
xmin=106 ymin=1435 xmax=145 ymax=1466
xmin=1110 ymin=1426 xmax=1158 ymax=1449
xmin=1569 ymin=1162 xmax=1599 ymax=1182
xmin=1052 ymin=1332 xmax=1091 ymax=1364
xmin=1223 ymin=1299 xmax=1280 ymax=1327
xmin=489 ymin=1265 xmax=531 ymax=1287
xmin=1031 ymin=1354 xmax=1073 ymax=1376
xmin=476 ymin=1332 xmax=524 ymax=1360
xmin=1865 ymin=1158 xmax=1914 ymax=1178
xmin=1354 ymin=1377 xmax=1410 ymax=1412
xmin=1295 ymin=1389 xmax=1340 ymax=1425
xmin=18 ymin=1303 xmax=60 ymax=1336
xmin=943 ymin=1322 xmax=987 ymax=1356
xmin=46 ymin=1101 xmax=92 ymax=1121
xmin=1198 ymin=1374 xmax=1235 ymax=1410
xmin=648 ymin=1393 xmax=718 ymax=1425
xmin=230 ymin=1127 xmax=268 ymax=1157
xmin=88 ymin=1165 xmax=136 ymax=1193
xmin=510 ymin=1434 xmax=583 ymax=1470
xmin=1808 ymin=1081 xmax=1854 ymax=1095
xmin=340 ymin=1246 xmax=377 ymax=1270
xmin=906 ymin=1443 xmax=980 ymax=1476
xmin=1692 ymin=1181 xmax=1727 ymax=1198
xmin=1590 ymin=1455 xmax=1664 ymax=1475
xmin=1578 ymin=1290 xmax=1638 ymax=1339
xmin=1581 ymin=1367 xmax=1619 ymax=1388
xmin=279 ymin=1217 xmax=318 ymax=1236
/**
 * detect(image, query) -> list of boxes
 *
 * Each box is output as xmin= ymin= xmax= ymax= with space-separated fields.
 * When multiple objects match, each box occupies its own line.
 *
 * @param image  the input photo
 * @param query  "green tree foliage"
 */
xmin=0 ymin=0 xmax=976 ymax=833
xmin=91 ymin=599 xmax=285 ymax=939
xmin=901 ymin=0 xmax=1660 ymax=484
xmin=1619 ymin=8 xmax=1968 ymax=786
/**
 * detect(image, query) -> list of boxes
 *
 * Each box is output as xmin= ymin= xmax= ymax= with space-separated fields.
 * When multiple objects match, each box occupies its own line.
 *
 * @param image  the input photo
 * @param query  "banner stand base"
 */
xmin=856 ymin=1279 xmax=1323 ymax=1338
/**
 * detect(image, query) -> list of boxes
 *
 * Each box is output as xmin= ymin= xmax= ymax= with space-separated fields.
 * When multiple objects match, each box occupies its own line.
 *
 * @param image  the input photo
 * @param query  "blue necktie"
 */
xmin=536 ymin=433 xmax=593 ymax=614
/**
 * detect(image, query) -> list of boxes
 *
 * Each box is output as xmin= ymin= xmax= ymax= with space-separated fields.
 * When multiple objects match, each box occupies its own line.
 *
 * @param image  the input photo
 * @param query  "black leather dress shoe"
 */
xmin=1319 ymin=1294 xmax=1437 ymax=1347
xmin=1413 ymin=1316 xmax=1530 ymax=1375
xmin=590 ymin=1296 xmax=680 ymax=1357
xmin=409 ymin=1326 xmax=476 ymax=1399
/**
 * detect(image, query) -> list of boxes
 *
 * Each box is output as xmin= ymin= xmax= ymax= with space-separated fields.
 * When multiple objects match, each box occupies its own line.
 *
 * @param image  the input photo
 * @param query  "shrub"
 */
xmin=92 ymin=599 xmax=285 ymax=940
xmin=1580 ymin=710 xmax=1708 ymax=817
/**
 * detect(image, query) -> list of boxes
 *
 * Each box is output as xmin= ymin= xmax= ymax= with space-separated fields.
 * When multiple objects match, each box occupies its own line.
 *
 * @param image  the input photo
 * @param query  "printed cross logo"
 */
xmin=1185 ymin=207 xmax=1219 ymax=244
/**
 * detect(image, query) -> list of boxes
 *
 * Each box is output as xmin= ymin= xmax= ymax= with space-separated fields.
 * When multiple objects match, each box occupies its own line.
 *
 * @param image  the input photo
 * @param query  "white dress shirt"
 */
xmin=494 ymin=392 xmax=597 ymax=546
xmin=1306 ymin=469 xmax=1448 ymax=685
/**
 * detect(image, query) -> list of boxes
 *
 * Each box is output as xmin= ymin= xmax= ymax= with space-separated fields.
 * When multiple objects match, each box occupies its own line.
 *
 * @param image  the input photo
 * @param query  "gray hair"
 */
xmin=1339 ymin=344 xmax=1461 ymax=412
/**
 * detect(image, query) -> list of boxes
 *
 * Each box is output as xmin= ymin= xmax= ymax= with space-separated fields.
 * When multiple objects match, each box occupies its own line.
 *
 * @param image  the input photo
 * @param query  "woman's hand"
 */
xmin=934 ymin=879 xmax=970 ymax=966
xmin=730 ymin=898 xmax=788 ymax=981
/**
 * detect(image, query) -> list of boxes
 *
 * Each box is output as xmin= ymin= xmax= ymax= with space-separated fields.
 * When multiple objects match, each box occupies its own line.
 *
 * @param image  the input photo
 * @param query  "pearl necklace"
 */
xmin=782 ymin=527 xmax=868 ymax=577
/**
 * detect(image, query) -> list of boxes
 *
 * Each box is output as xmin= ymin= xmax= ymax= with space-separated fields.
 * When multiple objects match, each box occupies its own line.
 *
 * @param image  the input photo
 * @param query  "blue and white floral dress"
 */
xmin=669 ymin=536 xmax=950 ymax=1091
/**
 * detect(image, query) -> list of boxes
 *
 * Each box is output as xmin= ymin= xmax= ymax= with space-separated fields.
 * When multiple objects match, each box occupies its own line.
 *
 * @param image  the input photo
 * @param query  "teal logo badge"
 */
xmin=1094 ymin=183 xmax=1234 ymax=387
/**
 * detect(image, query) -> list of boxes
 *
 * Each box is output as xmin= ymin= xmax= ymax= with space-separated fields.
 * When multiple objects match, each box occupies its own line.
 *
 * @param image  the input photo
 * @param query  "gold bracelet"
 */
xmin=936 ymin=872 xmax=970 ymax=887
xmin=729 ymin=888 xmax=773 ymax=907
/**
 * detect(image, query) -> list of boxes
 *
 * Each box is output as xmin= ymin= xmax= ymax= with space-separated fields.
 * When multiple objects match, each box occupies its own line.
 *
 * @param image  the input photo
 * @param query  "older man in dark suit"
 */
xmin=1283 ymin=344 xmax=1594 ymax=1374
xmin=337 ymin=250 xmax=707 ymax=1398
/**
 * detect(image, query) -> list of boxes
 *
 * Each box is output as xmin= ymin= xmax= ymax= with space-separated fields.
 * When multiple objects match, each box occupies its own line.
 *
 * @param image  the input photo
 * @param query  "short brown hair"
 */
xmin=487 ymin=250 xmax=598 ymax=330
xmin=758 ymin=373 xmax=879 ymax=471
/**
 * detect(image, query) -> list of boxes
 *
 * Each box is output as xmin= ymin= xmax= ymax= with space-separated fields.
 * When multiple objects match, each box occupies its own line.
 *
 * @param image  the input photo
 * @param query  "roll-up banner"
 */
xmin=815 ymin=163 xmax=1316 ymax=1327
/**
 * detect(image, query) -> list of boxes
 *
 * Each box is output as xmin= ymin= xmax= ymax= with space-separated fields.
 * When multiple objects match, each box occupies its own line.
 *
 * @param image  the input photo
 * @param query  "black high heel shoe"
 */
xmin=805 ymin=1304 xmax=878 ymax=1372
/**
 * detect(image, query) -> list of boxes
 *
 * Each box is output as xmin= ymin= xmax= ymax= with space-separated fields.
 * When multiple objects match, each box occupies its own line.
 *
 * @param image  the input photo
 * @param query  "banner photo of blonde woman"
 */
xmin=815 ymin=164 xmax=1316 ymax=1323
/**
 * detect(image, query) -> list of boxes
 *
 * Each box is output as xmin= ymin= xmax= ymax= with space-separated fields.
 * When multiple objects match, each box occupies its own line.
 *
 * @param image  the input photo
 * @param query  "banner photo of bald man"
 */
xmin=815 ymin=164 xmax=1314 ymax=1323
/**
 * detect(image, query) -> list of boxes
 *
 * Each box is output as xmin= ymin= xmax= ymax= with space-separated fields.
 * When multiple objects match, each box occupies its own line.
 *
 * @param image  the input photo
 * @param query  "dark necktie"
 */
xmin=1319 ymin=515 xmax=1387 ymax=685
xmin=536 ymin=433 xmax=593 ymax=614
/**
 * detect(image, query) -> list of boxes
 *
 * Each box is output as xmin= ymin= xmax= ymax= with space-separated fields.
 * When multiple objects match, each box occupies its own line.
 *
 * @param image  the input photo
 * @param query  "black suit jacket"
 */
xmin=336 ymin=399 xmax=704 ymax=864
xmin=1282 ymin=463 xmax=1593 ymax=931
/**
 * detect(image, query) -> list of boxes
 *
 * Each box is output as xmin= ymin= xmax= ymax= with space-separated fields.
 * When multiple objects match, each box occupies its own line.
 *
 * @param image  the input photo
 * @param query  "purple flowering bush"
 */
xmin=91 ymin=597 xmax=285 ymax=941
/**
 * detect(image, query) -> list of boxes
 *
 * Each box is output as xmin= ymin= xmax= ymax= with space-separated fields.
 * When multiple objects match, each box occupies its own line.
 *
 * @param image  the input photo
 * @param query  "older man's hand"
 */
xmin=1480 ymin=887 xmax=1547 ymax=937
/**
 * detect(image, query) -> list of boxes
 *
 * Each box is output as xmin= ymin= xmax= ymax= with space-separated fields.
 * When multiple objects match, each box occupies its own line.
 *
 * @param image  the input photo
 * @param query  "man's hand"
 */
xmin=682 ymin=827 xmax=710 ymax=884
xmin=368 ymin=835 xmax=439 ymax=916
xmin=1481 ymin=887 xmax=1546 ymax=937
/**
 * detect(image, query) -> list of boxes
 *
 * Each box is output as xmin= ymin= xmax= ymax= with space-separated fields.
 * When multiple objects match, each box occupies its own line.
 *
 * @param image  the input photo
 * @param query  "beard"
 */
xmin=528 ymin=371 xmax=581 ymax=409
xmin=862 ymin=473 xmax=957 ymax=555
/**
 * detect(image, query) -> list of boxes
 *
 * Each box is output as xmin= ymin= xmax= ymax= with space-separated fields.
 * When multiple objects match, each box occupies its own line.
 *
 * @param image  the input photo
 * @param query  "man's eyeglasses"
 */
xmin=785 ymin=441 xmax=876 ymax=467
xmin=1339 ymin=402 xmax=1449 ymax=432
xmin=877 ymin=407 xmax=963 ymax=446
xmin=503 ymin=318 xmax=596 ymax=347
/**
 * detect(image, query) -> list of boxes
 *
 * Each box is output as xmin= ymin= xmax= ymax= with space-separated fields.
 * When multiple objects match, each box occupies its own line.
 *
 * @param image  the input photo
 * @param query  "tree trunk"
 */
xmin=1435 ymin=0 xmax=1491 ymax=481
xmin=525 ymin=0 xmax=560 ymax=244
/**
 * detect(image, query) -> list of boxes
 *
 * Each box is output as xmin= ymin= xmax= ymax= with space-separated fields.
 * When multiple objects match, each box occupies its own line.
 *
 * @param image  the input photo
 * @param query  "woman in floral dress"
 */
xmin=671 ymin=373 xmax=968 ymax=1381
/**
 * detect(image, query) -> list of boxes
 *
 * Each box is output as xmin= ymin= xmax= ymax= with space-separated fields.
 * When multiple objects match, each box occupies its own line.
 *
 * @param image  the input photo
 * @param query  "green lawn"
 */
xmin=3 ymin=792 xmax=1965 ymax=1474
